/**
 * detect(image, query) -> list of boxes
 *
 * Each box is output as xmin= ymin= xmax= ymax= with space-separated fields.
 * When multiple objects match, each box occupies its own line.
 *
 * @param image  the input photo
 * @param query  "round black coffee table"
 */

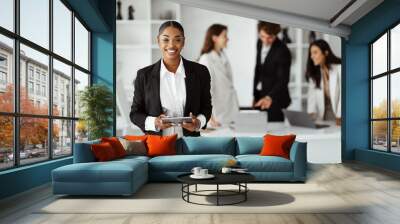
xmin=177 ymin=173 xmax=255 ymax=206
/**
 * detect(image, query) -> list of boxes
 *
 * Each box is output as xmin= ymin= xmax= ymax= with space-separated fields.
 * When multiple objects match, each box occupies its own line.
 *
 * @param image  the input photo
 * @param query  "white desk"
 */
xmin=201 ymin=111 xmax=341 ymax=164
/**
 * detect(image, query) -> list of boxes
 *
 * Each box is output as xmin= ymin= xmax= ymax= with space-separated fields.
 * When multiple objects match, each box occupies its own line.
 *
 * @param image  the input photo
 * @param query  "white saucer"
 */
xmin=190 ymin=174 xmax=215 ymax=179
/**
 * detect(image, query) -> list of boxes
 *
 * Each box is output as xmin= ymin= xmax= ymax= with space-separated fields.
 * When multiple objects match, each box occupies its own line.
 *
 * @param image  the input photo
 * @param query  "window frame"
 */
xmin=370 ymin=20 xmax=400 ymax=154
xmin=0 ymin=0 xmax=92 ymax=171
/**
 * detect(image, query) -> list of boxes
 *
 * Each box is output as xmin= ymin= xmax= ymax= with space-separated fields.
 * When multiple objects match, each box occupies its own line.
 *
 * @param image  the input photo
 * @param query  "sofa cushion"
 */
xmin=147 ymin=134 xmax=177 ymax=157
xmin=91 ymin=142 xmax=118 ymax=161
xmin=124 ymin=135 xmax=148 ymax=141
xmin=235 ymin=137 xmax=263 ymax=155
xmin=178 ymin=137 xmax=236 ymax=155
xmin=148 ymin=154 xmax=235 ymax=172
xmin=260 ymin=134 xmax=296 ymax=159
xmin=101 ymin=137 xmax=127 ymax=158
xmin=236 ymin=155 xmax=293 ymax=172
xmin=119 ymin=138 xmax=147 ymax=156
xmin=53 ymin=158 xmax=147 ymax=183
xmin=73 ymin=139 xmax=100 ymax=163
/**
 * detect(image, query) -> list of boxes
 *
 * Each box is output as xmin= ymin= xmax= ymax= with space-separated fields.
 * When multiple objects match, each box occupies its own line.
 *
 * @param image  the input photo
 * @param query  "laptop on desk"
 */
xmin=282 ymin=109 xmax=330 ymax=129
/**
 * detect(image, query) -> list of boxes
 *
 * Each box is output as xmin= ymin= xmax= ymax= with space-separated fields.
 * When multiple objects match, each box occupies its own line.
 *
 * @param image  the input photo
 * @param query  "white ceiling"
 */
xmin=169 ymin=0 xmax=384 ymax=37
xmin=224 ymin=0 xmax=352 ymax=23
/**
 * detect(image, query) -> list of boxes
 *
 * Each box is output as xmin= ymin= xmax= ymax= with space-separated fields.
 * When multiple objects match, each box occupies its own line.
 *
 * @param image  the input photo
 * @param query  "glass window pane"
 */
xmin=20 ymin=0 xmax=49 ymax=49
xmin=75 ymin=120 xmax=88 ymax=143
xmin=74 ymin=69 xmax=89 ymax=118
xmin=53 ymin=0 xmax=72 ymax=60
xmin=0 ymin=35 xmax=14 ymax=113
xmin=372 ymin=33 xmax=387 ymax=76
xmin=53 ymin=59 xmax=72 ymax=117
xmin=0 ymin=0 xmax=14 ymax=31
xmin=74 ymin=18 xmax=89 ymax=70
xmin=20 ymin=117 xmax=49 ymax=165
xmin=391 ymin=72 xmax=400 ymax=118
xmin=20 ymin=44 xmax=49 ymax=115
xmin=0 ymin=116 xmax=14 ymax=170
xmin=372 ymin=76 xmax=387 ymax=119
xmin=53 ymin=119 xmax=72 ymax=157
xmin=391 ymin=120 xmax=400 ymax=153
xmin=372 ymin=121 xmax=388 ymax=151
xmin=391 ymin=24 xmax=400 ymax=70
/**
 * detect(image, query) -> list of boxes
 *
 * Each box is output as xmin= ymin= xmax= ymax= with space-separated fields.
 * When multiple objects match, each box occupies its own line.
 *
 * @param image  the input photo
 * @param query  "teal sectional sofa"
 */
xmin=52 ymin=137 xmax=307 ymax=196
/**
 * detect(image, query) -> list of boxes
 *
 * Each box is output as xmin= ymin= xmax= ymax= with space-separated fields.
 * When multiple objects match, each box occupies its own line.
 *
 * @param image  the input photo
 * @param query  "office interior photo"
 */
xmin=0 ymin=0 xmax=400 ymax=223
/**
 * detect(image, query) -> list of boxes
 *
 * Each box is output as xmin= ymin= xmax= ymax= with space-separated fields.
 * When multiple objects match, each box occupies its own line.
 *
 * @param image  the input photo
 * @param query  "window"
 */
xmin=20 ymin=0 xmax=49 ymax=49
xmin=0 ymin=0 xmax=14 ymax=32
xmin=28 ymin=67 xmax=34 ymax=80
xmin=20 ymin=46 xmax=50 ymax=113
xmin=0 ymin=0 xmax=91 ymax=170
xmin=371 ymin=23 xmax=400 ymax=154
xmin=0 ymin=116 xmax=13 ymax=170
xmin=53 ymin=59 xmax=72 ymax=117
xmin=0 ymin=35 xmax=13 ymax=113
xmin=28 ymin=81 xmax=34 ymax=94
xmin=74 ymin=69 xmax=89 ymax=118
xmin=0 ymin=54 xmax=7 ymax=67
xmin=42 ymin=85 xmax=46 ymax=97
xmin=74 ymin=18 xmax=89 ymax=70
xmin=35 ymin=84 xmax=40 ymax=96
xmin=35 ymin=70 xmax=41 ymax=81
xmin=53 ymin=119 xmax=72 ymax=158
xmin=0 ymin=54 xmax=8 ymax=89
xmin=0 ymin=72 xmax=6 ymax=85
xmin=53 ymin=0 xmax=72 ymax=60
xmin=19 ymin=117 xmax=49 ymax=165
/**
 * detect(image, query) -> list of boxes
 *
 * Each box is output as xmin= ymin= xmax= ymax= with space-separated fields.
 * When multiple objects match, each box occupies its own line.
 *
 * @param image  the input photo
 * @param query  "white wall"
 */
xmin=180 ymin=6 xmax=258 ymax=107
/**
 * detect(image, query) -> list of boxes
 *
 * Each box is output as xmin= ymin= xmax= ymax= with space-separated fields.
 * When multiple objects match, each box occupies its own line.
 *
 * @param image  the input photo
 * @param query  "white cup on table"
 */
xmin=200 ymin=169 xmax=208 ymax=176
xmin=191 ymin=167 xmax=202 ymax=176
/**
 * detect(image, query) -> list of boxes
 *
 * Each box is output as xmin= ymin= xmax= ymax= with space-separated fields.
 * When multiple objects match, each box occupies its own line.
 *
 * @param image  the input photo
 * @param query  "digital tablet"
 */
xmin=161 ymin=116 xmax=193 ymax=124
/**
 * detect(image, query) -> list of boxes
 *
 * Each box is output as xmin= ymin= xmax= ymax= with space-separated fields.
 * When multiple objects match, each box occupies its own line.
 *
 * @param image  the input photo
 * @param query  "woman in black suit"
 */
xmin=130 ymin=21 xmax=212 ymax=137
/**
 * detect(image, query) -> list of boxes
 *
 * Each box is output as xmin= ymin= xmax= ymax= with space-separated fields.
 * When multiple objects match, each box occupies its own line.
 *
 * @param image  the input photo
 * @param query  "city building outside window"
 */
xmin=0 ymin=0 xmax=91 ymax=170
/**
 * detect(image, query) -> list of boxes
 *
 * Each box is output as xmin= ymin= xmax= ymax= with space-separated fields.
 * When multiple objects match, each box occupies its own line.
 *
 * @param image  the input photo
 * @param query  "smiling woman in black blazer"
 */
xmin=130 ymin=21 xmax=212 ymax=137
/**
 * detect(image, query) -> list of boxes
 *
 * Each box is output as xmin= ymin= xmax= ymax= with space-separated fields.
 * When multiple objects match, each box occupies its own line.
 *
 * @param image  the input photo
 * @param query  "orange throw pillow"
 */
xmin=146 ymin=134 xmax=177 ymax=157
xmin=101 ymin=137 xmax=126 ymax=158
xmin=124 ymin=135 xmax=147 ymax=141
xmin=259 ymin=134 xmax=296 ymax=159
xmin=91 ymin=142 xmax=117 ymax=161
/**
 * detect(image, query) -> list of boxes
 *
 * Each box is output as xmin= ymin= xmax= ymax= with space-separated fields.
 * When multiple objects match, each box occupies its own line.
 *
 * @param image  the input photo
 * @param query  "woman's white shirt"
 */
xmin=307 ymin=64 xmax=341 ymax=120
xmin=198 ymin=50 xmax=239 ymax=125
xmin=144 ymin=58 xmax=206 ymax=137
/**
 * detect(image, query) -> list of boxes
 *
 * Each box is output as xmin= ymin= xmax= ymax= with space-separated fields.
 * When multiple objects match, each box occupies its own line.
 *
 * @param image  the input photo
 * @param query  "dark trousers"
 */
xmin=266 ymin=104 xmax=285 ymax=122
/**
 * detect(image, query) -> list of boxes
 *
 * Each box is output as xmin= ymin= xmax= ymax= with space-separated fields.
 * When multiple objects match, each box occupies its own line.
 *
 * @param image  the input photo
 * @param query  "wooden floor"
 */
xmin=1 ymin=162 xmax=400 ymax=224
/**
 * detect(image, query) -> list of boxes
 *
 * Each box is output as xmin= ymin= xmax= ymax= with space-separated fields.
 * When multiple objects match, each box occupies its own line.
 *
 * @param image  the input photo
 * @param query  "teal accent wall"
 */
xmin=344 ymin=0 xmax=400 ymax=171
xmin=0 ymin=0 xmax=116 ymax=200
xmin=91 ymin=0 xmax=116 ymax=135
xmin=0 ymin=158 xmax=72 ymax=199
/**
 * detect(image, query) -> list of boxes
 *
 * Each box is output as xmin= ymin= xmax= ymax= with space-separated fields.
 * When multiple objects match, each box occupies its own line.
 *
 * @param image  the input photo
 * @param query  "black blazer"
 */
xmin=253 ymin=38 xmax=291 ymax=108
xmin=130 ymin=57 xmax=212 ymax=137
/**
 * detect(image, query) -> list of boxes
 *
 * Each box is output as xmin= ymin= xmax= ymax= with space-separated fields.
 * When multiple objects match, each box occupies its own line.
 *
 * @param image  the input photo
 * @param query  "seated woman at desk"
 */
xmin=306 ymin=39 xmax=341 ymax=125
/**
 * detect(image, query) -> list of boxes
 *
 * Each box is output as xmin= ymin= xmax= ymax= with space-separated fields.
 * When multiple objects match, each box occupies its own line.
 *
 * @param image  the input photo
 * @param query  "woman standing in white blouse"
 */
xmin=198 ymin=24 xmax=239 ymax=128
xmin=306 ymin=39 xmax=341 ymax=125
